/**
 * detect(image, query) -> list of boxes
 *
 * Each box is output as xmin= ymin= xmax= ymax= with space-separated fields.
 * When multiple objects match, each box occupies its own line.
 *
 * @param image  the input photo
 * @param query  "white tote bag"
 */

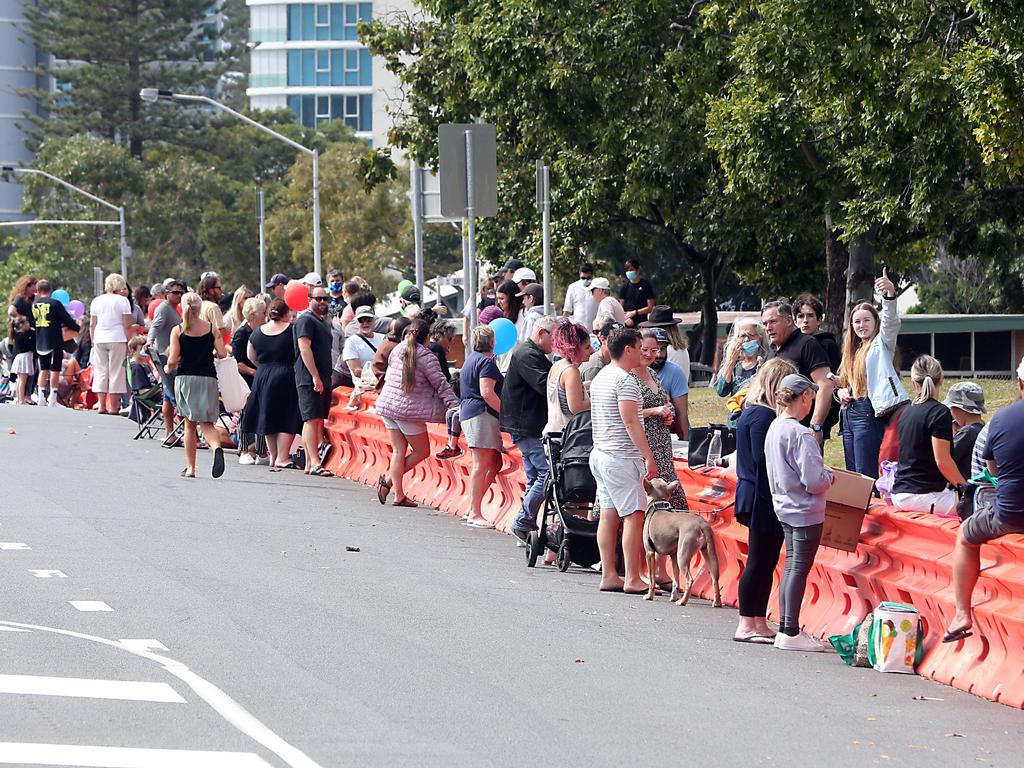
xmin=215 ymin=357 xmax=251 ymax=413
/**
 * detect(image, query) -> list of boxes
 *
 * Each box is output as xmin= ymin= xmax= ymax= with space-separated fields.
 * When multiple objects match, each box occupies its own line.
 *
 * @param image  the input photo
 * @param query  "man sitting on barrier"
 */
xmin=945 ymin=355 xmax=1024 ymax=643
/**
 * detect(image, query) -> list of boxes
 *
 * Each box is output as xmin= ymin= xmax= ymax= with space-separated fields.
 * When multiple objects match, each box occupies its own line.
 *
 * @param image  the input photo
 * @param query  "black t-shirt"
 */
xmin=293 ymin=312 xmax=333 ymax=384
xmin=768 ymin=329 xmax=830 ymax=379
xmin=619 ymin=279 xmax=656 ymax=312
xmin=952 ymin=421 xmax=984 ymax=481
xmin=130 ymin=360 xmax=155 ymax=391
xmin=893 ymin=399 xmax=954 ymax=494
xmin=429 ymin=341 xmax=451 ymax=381
xmin=32 ymin=297 xmax=79 ymax=354
xmin=231 ymin=323 xmax=256 ymax=387
xmin=12 ymin=295 xmax=34 ymax=327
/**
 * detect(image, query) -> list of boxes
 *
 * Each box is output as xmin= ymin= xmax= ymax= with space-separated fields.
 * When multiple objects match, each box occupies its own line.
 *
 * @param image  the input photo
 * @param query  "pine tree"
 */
xmin=22 ymin=0 xmax=229 ymax=157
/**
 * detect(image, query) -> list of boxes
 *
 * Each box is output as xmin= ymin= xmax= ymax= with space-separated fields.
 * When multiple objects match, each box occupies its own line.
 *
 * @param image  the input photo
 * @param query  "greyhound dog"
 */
xmin=642 ymin=477 xmax=722 ymax=607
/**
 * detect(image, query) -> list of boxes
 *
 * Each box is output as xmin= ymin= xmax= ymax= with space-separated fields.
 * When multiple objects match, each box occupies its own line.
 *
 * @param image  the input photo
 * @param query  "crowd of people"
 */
xmin=4 ymin=261 xmax=1022 ymax=654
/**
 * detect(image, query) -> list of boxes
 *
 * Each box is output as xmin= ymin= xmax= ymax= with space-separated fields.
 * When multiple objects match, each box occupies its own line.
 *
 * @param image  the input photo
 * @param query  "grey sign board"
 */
xmin=438 ymin=123 xmax=498 ymax=217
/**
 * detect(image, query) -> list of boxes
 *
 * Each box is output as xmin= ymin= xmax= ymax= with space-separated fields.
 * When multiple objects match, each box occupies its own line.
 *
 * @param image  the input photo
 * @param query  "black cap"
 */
xmin=165 ymin=279 xmax=186 ymax=291
xmin=502 ymin=258 xmax=524 ymax=272
xmin=266 ymin=273 xmax=288 ymax=288
xmin=598 ymin=321 xmax=625 ymax=337
xmin=401 ymin=285 xmax=421 ymax=303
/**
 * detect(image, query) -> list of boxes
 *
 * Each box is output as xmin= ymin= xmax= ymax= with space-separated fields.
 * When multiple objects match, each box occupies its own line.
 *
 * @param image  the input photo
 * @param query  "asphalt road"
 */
xmin=0 ymin=405 xmax=1021 ymax=767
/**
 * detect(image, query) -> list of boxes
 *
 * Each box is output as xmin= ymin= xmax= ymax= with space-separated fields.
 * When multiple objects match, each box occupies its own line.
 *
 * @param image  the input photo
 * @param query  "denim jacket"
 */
xmin=865 ymin=297 xmax=909 ymax=417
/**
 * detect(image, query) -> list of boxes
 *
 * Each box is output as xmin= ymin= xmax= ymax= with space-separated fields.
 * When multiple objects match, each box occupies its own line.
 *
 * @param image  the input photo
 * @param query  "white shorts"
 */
xmin=891 ymin=489 xmax=958 ymax=517
xmin=589 ymin=448 xmax=646 ymax=517
xmin=380 ymin=415 xmax=427 ymax=436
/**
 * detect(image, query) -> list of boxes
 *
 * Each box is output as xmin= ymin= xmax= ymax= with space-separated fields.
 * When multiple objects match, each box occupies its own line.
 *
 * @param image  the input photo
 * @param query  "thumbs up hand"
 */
xmin=875 ymin=266 xmax=895 ymax=297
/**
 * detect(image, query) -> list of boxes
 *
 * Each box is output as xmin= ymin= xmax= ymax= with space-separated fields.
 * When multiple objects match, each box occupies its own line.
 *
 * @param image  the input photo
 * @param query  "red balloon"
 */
xmin=284 ymin=281 xmax=309 ymax=312
xmin=148 ymin=297 xmax=164 ymax=320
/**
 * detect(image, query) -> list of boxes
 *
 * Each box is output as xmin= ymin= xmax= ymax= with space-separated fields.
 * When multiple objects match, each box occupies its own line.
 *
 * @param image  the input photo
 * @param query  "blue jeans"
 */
xmin=841 ymin=398 xmax=884 ymax=478
xmin=512 ymin=435 xmax=548 ymax=534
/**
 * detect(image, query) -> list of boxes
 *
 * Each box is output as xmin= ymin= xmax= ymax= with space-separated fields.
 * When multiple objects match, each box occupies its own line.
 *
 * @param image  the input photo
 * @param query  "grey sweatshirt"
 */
xmin=765 ymin=416 xmax=835 ymax=527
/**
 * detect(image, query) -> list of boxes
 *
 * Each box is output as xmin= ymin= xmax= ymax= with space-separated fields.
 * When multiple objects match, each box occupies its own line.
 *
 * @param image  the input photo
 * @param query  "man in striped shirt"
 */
xmin=588 ymin=328 xmax=657 ymax=593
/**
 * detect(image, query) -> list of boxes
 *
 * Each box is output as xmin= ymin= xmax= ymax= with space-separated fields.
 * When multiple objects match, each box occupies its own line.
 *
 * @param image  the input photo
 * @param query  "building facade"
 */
xmin=246 ymin=0 xmax=410 ymax=147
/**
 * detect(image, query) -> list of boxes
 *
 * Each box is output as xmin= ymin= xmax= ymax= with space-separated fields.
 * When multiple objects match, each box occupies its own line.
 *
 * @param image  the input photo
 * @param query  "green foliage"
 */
xmin=23 ymin=0 xmax=227 ymax=157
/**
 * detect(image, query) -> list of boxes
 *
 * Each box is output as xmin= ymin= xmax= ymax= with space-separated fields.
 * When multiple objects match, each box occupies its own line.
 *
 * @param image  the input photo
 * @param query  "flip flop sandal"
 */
xmin=624 ymin=589 xmax=650 ymax=595
xmin=274 ymin=461 xmax=299 ymax=470
xmin=599 ymin=586 xmax=625 ymax=593
xmin=309 ymin=466 xmax=333 ymax=477
xmin=268 ymin=467 xmax=282 ymax=473
xmin=733 ymin=633 xmax=775 ymax=644
xmin=211 ymin=447 xmax=225 ymax=479
xmin=376 ymin=475 xmax=391 ymax=505
xmin=942 ymin=627 xmax=974 ymax=643
xmin=392 ymin=497 xmax=418 ymax=508
xmin=179 ymin=468 xmax=195 ymax=478
xmin=464 ymin=519 xmax=495 ymax=529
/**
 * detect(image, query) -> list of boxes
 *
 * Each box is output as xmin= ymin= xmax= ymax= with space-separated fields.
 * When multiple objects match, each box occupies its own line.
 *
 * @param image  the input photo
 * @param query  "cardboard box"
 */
xmin=822 ymin=467 xmax=876 ymax=552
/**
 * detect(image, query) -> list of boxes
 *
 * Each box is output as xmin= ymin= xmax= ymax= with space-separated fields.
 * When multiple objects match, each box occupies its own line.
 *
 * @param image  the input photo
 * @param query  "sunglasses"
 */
xmin=309 ymin=295 xmax=329 ymax=302
xmin=357 ymin=316 xmax=374 ymax=323
xmin=168 ymin=290 xmax=184 ymax=295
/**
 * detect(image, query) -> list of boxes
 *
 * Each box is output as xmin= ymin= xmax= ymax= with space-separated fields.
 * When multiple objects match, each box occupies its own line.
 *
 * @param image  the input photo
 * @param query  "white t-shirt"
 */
xmin=668 ymin=344 xmax=690 ymax=377
xmin=596 ymin=295 xmax=626 ymax=326
xmin=563 ymin=280 xmax=597 ymax=329
xmin=589 ymin=364 xmax=643 ymax=459
xmin=341 ymin=332 xmax=384 ymax=371
xmin=90 ymin=293 xmax=131 ymax=344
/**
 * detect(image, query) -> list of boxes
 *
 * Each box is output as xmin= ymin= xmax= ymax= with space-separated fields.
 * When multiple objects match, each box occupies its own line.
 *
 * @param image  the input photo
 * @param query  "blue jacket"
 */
xmin=735 ymin=404 xmax=781 ymax=534
xmin=864 ymin=297 xmax=909 ymax=417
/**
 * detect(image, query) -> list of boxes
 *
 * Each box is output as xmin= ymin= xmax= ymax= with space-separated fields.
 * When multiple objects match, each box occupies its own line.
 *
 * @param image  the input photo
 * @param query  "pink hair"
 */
xmin=552 ymin=320 xmax=590 ymax=360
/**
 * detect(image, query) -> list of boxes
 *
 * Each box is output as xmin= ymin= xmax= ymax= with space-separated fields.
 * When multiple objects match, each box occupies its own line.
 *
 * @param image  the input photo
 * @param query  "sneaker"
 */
xmin=435 ymin=445 xmax=463 ymax=460
xmin=774 ymin=632 xmax=824 ymax=652
xmin=510 ymin=527 xmax=531 ymax=548
xmin=238 ymin=454 xmax=257 ymax=465
xmin=255 ymin=455 xmax=271 ymax=466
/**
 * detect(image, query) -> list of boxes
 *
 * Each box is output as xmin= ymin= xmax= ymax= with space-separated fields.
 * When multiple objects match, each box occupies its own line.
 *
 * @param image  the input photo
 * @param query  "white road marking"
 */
xmin=69 ymin=601 xmax=113 ymax=612
xmin=0 ymin=742 xmax=273 ymax=767
xmin=0 ymin=622 xmax=324 ymax=768
xmin=0 ymin=626 xmax=29 ymax=633
xmin=0 ymin=674 xmax=185 ymax=703
xmin=28 ymin=570 xmax=67 ymax=578
xmin=0 ymin=543 xmax=30 ymax=550
xmin=118 ymin=639 xmax=169 ymax=653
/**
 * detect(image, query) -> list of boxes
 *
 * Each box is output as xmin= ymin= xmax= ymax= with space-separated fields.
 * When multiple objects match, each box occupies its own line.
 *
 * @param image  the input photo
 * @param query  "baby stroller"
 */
xmin=526 ymin=410 xmax=601 ymax=571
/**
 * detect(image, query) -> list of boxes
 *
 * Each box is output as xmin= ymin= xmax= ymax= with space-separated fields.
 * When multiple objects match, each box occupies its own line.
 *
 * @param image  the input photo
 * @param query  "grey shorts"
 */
xmin=961 ymin=505 xmax=1024 ymax=545
xmin=589 ymin=448 xmax=646 ymax=517
xmin=462 ymin=413 xmax=502 ymax=450
xmin=380 ymin=415 xmax=427 ymax=436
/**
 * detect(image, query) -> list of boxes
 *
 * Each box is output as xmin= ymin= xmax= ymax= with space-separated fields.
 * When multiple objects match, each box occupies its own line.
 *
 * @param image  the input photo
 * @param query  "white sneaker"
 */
xmin=775 ymin=632 xmax=824 ymax=652
xmin=238 ymin=454 xmax=257 ymax=465
xmin=255 ymin=455 xmax=271 ymax=466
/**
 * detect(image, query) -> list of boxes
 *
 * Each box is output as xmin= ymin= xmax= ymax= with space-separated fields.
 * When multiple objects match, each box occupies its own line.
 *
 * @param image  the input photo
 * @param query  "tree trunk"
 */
xmin=698 ymin=256 xmax=720 ymax=366
xmin=823 ymin=214 xmax=848 ymax=333
xmin=846 ymin=229 xmax=878 ymax=311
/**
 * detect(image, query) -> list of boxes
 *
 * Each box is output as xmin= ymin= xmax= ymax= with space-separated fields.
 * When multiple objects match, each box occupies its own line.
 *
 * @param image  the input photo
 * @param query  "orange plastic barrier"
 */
xmin=324 ymin=389 xmax=1024 ymax=709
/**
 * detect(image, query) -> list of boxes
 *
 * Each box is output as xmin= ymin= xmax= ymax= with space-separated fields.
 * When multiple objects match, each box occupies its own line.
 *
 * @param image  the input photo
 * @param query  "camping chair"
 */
xmin=146 ymin=344 xmax=185 ymax=448
xmin=130 ymin=385 xmax=165 ymax=440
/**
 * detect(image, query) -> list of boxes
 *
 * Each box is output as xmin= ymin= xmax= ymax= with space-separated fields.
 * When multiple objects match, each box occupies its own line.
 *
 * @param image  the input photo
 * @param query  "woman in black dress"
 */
xmin=241 ymin=298 xmax=302 ymax=469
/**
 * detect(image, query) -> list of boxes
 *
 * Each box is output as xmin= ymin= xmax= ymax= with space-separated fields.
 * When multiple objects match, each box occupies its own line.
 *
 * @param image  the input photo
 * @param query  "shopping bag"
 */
xmin=687 ymin=424 xmax=736 ymax=468
xmin=829 ymin=611 xmax=873 ymax=667
xmin=215 ymin=357 xmax=250 ymax=413
xmin=868 ymin=602 xmax=923 ymax=674
xmin=876 ymin=460 xmax=897 ymax=500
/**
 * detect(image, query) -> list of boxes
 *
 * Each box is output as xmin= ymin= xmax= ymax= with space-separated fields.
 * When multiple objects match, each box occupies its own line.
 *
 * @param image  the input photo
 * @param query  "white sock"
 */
xmin=47 ymin=391 xmax=58 ymax=407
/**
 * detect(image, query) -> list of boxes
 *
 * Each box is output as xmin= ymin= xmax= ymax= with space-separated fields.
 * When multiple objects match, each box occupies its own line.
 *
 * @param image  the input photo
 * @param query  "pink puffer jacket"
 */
xmin=374 ymin=340 xmax=459 ymax=423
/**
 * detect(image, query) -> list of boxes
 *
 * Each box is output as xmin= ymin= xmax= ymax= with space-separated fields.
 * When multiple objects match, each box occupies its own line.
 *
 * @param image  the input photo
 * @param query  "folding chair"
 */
xmin=130 ymin=386 xmax=165 ymax=440
xmin=146 ymin=345 xmax=185 ymax=448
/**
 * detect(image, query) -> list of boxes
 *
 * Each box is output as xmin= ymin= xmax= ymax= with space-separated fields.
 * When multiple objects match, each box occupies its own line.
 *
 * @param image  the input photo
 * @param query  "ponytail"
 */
xmin=180 ymin=292 xmax=203 ymax=335
xmin=401 ymin=319 xmax=430 ymax=393
xmin=910 ymin=354 xmax=943 ymax=404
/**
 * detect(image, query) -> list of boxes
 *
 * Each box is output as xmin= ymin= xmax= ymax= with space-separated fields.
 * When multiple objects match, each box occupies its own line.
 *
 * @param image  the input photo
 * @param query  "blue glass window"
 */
xmin=359 ymin=3 xmax=372 ymax=22
xmin=287 ymin=5 xmax=302 ymax=39
xmin=301 ymin=95 xmax=315 ymax=127
xmin=287 ymin=50 xmax=301 ymax=85
xmin=302 ymin=5 xmax=315 ymax=39
xmin=359 ymin=49 xmax=372 ymax=86
xmin=359 ymin=94 xmax=372 ymax=132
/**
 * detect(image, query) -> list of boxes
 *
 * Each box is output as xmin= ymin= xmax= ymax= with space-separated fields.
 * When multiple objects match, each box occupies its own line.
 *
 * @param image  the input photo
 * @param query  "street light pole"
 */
xmin=139 ymin=88 xmax=322 ymax=276
xmin=1 ymin=165 xmax=130 ymax=280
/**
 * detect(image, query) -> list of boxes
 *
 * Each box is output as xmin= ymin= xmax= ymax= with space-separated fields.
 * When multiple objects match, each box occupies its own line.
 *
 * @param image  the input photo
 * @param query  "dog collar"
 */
xmin=647 ymin=501 xmax=673 ymax=513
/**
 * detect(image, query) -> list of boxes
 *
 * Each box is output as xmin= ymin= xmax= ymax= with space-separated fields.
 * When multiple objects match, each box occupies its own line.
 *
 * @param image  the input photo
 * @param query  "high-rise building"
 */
xmin=246 ymin=0 xmax=411 ymax=147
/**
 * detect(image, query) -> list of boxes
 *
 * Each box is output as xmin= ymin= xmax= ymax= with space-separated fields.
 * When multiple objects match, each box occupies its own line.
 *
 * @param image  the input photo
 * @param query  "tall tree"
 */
xmin=23 ymin=0 xmax=226 ymax=157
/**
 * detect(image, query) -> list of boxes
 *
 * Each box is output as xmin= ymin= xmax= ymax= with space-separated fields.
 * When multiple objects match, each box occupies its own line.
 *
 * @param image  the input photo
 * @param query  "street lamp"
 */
xmin=0 ymin=166 xmax=130 ymax=280
xmin=139 ymin=88 xmax=321 ymax=276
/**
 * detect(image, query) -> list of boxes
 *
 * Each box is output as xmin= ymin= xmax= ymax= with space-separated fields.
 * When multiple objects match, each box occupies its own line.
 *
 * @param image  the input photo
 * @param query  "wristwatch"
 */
xmin=811 ymin=423 xmax=823 ymax=434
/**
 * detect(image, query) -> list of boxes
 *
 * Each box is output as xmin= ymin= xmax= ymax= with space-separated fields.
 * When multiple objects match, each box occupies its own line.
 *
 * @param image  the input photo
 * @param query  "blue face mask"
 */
xmin=580 ymin=277 xmax=591 ymax=287
xmin=328 ymin=281 xmax=343 ymax=293
xmin=625 ymin=270 xmax=637 ymax=281
xmin=741 ymin=340 xmax=760 ymax=356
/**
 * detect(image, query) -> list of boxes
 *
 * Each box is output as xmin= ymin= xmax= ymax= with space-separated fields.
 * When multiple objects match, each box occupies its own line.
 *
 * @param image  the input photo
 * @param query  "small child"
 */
xmin=57 ymin=342 xmax=82 ymax=407
xmin=431 ymin=319 xmax=463 ymax=460
xmin=128 ymin=335 xmax=159 ymax=392
xmin=8 ymin=316 xmax=35 ymax=405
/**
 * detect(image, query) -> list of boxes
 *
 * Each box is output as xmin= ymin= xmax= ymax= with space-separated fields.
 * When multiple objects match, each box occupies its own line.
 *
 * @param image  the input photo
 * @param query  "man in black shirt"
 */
xmin=295 ymin=286 xmax=334 ymax=475
xmin=763 ymin=299 xmax=834 ymax=440
xmin=32 ymin=279 xmax=80 ymax=408
xmin=618 ymin=258 xmax=656 ymax=327
xmin=794 ymin=293 xmax=841 ymax=438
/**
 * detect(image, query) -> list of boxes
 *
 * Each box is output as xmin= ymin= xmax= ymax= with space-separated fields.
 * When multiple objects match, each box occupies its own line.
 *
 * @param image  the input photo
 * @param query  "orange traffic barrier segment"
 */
xmin=324 ymin=388 xmax=1024 ymax=708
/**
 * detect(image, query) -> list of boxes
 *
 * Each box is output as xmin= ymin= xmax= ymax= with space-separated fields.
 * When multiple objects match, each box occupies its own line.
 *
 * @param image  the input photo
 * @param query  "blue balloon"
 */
xmin=52 ymin=289 xmax=70 ymax=306
xmin=489 ymin=317 xmax=517 ymax=356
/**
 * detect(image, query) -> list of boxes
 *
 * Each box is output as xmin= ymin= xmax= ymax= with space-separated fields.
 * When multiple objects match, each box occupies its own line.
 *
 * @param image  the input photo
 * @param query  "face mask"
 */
xmin=625 ymin=271 xmax=637 ymax=281
xmin=328 ymin=281 xmax=343 ymax=293
xmin=580 ymin=277 xmax=591 ymax=287
xmin=741 ymin=340 xmax=760 ymax=356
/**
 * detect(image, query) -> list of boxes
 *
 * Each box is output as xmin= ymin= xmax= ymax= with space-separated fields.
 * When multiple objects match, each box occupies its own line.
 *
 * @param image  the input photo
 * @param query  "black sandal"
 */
xmin=376 ymin=475 xmax=391 ymax=505
xmin=309 ymin=465 xmax=332 ymax=477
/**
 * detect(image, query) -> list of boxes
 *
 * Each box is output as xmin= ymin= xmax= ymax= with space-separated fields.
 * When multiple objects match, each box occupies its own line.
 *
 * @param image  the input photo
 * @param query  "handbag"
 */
xmin=214 ymin=357 xmax=251 ymax=413
xmin=956 ymin=471 xmax=998 ymax=521
xmin=688 ymin=424 xmax=737 ymax=468
xmin=867 ymin=602 xmax=924 ymax=674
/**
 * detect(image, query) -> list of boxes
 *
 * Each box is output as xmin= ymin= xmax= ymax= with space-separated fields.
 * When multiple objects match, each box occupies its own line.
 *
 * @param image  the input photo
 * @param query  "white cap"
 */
xmin=512 ymin=267 xmax=537 ymax=283
xmin=301 ymin=272 xmax=322 ymax=286
xmin=589 ymin=277 xmax=611 ymax=292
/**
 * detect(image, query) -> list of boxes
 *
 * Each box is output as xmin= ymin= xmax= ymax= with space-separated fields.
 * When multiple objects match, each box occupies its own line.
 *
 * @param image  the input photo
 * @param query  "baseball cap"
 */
xmin=943 ymin=382 xmax=986 ymax=414
xmin=301 ymin=272 xmax=322 ymax=287
xmin=597 ymin=320 xmax=625 ymax=337
xmin=512 ymin=267 xmax=537 ymax=283
xmin=502 ymin=258 xmax=524 ymax=273
xmin=648 ymin=327 xmax=670 ymax=344
xmin=401 ymin=285 xmax=421 ymax=303
xmin=479 ymin=305 xmax=504 ymax=325
xmin=779 ymin=373 xmax=819 ymax=395
xmin=266 ymin=273 xmax=288 ymax=289
xmin=589 ymin=277 xmax=611 ymax=292
xmin=516 ymin=283 xmax=544 ymax=301
xmin=165 ymin=279 xmax=186 ymax=292
xmin=354 ymin=305 xmax=376 ymax=320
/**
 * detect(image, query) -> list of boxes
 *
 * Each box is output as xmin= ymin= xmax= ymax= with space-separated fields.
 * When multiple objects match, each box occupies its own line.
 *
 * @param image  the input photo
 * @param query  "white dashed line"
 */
xmin=28 ymin=570 xmax=67 ymax=578
xmin=118 ymin=639 xmax=169 ymax=653
xmin=0 ymin=543 xmax=30 ymax=550
xmin=68 ymin=601 xmax=113 ymax=612
xmin=0 ymin=674 xmax=186 ymax=704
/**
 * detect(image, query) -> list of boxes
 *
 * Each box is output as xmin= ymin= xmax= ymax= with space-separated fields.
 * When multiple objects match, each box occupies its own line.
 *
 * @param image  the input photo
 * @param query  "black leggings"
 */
xmin=779 ymin=522 xmax=823 ymax=636
xmin=738 ymin=526 xmax=785 ymax=618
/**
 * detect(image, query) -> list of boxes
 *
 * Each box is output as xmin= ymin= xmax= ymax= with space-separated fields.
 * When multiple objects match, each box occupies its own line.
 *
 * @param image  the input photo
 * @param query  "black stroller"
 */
xmin=526 ymin=411 xmax=601 ymax=571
